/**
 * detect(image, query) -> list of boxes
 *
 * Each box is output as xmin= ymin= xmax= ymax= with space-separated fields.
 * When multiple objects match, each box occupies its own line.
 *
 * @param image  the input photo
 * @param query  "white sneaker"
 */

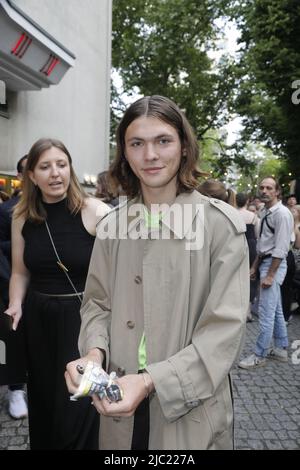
xmin=267 ymin=347 xmax=288 ymax=362
xmin=238 ymin=353 xmax=266 ymax=369
xmin=8 ymin=390 xmax=28 ymax=419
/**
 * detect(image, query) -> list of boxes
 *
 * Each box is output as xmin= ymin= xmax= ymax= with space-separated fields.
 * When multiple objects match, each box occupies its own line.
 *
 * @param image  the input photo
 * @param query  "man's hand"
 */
xmin=65 ymin=348 xmax=104 ymax=395
xmin=261 ymin=274 xmax=274 ymax=289
xmin=92 ymin=373 xmax=153 ymax=418
xmin=260 ymin=257 xmax=281 ymax=288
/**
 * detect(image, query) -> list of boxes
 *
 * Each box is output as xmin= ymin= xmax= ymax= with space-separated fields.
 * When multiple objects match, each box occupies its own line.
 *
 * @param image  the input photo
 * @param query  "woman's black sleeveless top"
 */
xmin=22 ymin=199 xmax=95 ymax=294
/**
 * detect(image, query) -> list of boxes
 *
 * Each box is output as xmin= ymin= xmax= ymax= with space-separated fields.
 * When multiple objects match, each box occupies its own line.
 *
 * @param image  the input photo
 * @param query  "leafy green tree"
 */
xmin=111 ymin=0 xmax=235 ymax=144
xmin=199 ymin=129 xmax=234 ymax=179
xmin=233 ymin=143 xmax=289 ymax=193
xmin=230 ymin=0 xmax=300 ymax=174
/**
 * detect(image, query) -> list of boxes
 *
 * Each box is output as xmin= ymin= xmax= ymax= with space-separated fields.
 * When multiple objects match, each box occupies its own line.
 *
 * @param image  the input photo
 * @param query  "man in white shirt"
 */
xmin=239 ymin=177 xmax=294 ymax=369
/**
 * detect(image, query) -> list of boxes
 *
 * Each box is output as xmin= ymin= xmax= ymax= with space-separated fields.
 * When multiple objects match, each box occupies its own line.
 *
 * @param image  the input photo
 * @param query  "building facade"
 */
xmin=0 ymin=0 xmax=112 ymax=193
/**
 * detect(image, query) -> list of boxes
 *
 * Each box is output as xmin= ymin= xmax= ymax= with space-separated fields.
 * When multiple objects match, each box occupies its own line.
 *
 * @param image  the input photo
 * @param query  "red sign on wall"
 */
xmin=11 ymin=32 xmax=32 ymax=58
xmin=40 ymin=54 xmax=60 ymax=76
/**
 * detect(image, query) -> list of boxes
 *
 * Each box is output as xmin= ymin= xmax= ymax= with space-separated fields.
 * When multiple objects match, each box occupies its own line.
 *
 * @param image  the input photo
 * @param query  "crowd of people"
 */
xmin=0 ymin=94 xmax=299 ymax=450
xmin=0 ymin=156 xmax=29 ymax=420
xmin=197 ymin=178 xmax=300 ymax=328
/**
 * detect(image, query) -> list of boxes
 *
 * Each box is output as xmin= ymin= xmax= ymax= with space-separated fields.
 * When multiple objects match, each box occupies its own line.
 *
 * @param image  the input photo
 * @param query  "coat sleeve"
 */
xmin=78 ymin=233 xmax=111 ymax=367
xmin=146 ymin=209 xmax=249 ymax=422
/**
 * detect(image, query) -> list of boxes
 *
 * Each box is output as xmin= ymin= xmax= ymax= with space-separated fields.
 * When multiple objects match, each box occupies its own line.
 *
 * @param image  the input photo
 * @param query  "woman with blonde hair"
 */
xmin=6 ymin=138 xmax=109 ymax=449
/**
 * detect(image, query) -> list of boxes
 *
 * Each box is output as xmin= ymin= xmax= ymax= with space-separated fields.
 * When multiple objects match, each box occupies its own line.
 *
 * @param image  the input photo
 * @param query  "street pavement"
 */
xmin=1 ymin=312 xmax=300 ymax=450
xmin=233 ymin=310 xmax=300 ymax=450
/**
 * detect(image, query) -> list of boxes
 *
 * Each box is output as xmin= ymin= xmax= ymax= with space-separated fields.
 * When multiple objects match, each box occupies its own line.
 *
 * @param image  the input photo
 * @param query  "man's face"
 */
xmin=259 ymin=178 xmax=279 ymax=207
xmin=124 ymin=116 xmax=182 ymax=198
xmin=287 ymin=196 xmax=297 ymax=207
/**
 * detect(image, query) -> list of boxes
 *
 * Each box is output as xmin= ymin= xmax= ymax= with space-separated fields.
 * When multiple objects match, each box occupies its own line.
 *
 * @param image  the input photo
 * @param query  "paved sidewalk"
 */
xmin=233 ymin=311 xmax=300 ymax=450
xmin=1 ymin=313 xmax=300 ymax=450
xmin=0 ymin=386 xmax=29 ymax=450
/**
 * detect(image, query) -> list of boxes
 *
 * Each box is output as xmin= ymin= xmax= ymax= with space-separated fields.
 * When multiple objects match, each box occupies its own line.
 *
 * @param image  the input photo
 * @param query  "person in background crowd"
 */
xmin=252 ymin=197 xmax=265 ymax=218
xmin=236 ymin=193 xmax=260 ymax=239
xmin=0 ymin=190 xmax=10 ymax=203
xmin=288 ymin=205 xmax=300 ymax=317
xmin=286 ymin=194 xmax=297 ymax=211
xmin=239 ymin=177 xmax=293 ymax=369
xmin=248 ymin=202 xmax=258 ymax=214
xmin=0 ymin=155 xmax=28 ymax=419
xmin=0 ymin=156 xmax=28 ymax=263
xmin=95 ymin=170 xmax=120 ymax=208
xmin=280 ymin=250 xmax=296 ymax=325
xmin=280 ymin=200 xmax=297 ymax=324
xmin=289 ymin=179 xmax=300 ymax=204
xmin=198 ymin=179 xmax=237 ymax=207
xmin=5 ymin=138 xmax=109 ymax=449
xmin=65 ymin=95 xmax=249 ymax=450
xmin=280 ymin=196 xmax=298 ymax=324
xmin=291 ymin=205 xmax=300 ymax=250
xmin=0 ymin=246 xmax=10 ymax=310
xmin=247 ymin=201 xmax=261 ymax=316
xmin=236 ymin=193 xmax=260 ymax=322
xmin=11 ymin=188 xmax=22 ymax=199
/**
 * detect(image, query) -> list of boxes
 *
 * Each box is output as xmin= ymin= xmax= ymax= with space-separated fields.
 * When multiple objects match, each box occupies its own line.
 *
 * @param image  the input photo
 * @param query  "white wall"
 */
xmin=0 ymin=0 xmax=112 ymax=181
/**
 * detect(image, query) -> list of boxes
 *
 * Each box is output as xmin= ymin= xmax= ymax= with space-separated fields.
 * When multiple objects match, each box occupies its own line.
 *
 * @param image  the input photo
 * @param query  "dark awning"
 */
xmin=0 ymin=0 xmax=75 ymax=91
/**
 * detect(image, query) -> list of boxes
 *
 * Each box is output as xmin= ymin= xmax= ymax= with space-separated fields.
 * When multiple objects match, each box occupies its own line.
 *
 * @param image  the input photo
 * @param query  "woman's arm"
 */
xmin=5 ymin=216 xmax=30 ymax=330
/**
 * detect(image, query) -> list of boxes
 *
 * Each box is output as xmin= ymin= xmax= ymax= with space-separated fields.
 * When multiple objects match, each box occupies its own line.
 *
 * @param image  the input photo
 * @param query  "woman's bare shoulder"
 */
xmin=85 ymin=196 xmax=110 ymax=216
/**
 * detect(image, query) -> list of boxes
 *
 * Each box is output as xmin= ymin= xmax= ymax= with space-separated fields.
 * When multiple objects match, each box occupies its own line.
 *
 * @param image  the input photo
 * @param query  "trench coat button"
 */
xmin=113 ymin=417 xmax=121 ymax=422
xmin=117 ymin=366 xmax=125 ymax=376
xmin=134 ymin=275 xmax=142 ymax=284
xmin=186 ymin=399 xmax=201 ymax=409
xmin=213 ymin=199 xmax=220 ymax=204
xmin=126 ymin=320 xmax=135 ymax=329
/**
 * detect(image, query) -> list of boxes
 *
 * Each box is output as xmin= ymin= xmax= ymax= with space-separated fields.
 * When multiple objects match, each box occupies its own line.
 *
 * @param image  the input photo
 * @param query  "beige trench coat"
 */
xmin=79 ymin=190 xmax=249 ymax=450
